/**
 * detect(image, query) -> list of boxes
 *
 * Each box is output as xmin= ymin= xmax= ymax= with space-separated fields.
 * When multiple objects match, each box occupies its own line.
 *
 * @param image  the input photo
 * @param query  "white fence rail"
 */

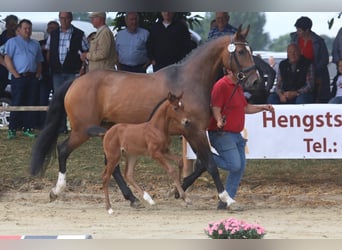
xmin=0 ymin=106 xmax=48 ymax=111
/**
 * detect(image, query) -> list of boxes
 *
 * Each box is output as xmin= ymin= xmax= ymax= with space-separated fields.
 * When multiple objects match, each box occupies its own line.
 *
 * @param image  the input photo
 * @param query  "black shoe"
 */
xmin=217 ymin=200 xmax=227 ymax=210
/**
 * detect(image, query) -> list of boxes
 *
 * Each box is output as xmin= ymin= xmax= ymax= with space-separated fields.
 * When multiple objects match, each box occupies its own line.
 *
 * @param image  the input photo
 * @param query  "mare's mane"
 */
xmin=180 ymin=35 xmax=231 ymax=64
xmin=146 ymin=97 xmax=168 ymax=121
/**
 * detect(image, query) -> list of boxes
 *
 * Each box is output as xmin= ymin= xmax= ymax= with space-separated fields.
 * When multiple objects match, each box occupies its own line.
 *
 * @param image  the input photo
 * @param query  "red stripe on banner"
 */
xmin=0 ymin=235 xmax=22 ymax=239
xmin=0 ymin=235 xmax=92 ymax=239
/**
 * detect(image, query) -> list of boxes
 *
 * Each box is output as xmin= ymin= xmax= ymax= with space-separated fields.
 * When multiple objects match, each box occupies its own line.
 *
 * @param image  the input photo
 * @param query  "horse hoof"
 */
xmin=130 ymin=199 xmax=144 ymax=209
xmin=174 ymin=191 xmax=180 ymax=199
xmin=108 ymin=208 xmax=114 ymax=214
xmin=185 ymin=198 xmax=192 ymax=205
xmin=49 ymin=191 xmax=58 ymax=202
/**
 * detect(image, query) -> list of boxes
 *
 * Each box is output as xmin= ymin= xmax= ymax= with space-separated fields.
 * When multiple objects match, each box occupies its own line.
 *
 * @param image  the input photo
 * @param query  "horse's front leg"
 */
xmin=162 ymin=152 xmax=183 ymax=182
xmin=183 ymin=130 xmax=234 ymax=205
xmin=124 ymin=156 xmax=155 ymax=206
xmin=154 ymin=153 xmax=191 ymax=205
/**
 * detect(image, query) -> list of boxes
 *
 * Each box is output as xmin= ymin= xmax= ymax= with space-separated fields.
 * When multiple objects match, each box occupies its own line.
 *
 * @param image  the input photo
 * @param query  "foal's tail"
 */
xmin=86 ymin=126 xmax=107 ymax=137
xmin=29 ymin=79 xmax=74 ymax=176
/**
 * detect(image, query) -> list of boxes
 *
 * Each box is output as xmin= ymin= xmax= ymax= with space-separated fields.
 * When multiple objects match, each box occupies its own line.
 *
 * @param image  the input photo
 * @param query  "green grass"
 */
xmin=0 ymin=130 xmax=341 ymax=192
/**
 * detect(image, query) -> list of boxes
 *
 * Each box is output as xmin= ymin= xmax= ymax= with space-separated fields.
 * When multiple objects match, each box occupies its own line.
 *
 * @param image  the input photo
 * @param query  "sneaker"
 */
xmin=228 ymin=202 xmax=244 ymax=212
xmin=23 ymin=128 xmax=36 ymax=138
xmin=7 ymin=129 xmax=16 ymax=139
xmin=217 ymin=200 xmax=244 ymax=211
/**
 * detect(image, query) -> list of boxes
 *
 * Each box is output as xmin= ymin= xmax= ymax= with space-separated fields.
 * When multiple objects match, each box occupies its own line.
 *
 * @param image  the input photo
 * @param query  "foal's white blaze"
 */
xmin=52 ymin=172 xmax=66 ymax=196
xmin=219 ymin=190 xmax=236 ymax=206
xmin=143 ymin=191 xmax=155 ymax=205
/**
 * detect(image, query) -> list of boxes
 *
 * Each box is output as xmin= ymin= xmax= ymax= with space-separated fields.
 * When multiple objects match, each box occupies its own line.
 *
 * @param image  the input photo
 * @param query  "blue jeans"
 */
xmin=52 ymin=73 xmax=77 ymax=132
xmin=208 ymin=131 xmax=246 ymax=199
xmin=9 ymin=75 xmax=40 ymax=130
xmin=267 ymin=92 xmax=313 ymax=104
xmin=328 ymin=96 xmax=342 ymax=104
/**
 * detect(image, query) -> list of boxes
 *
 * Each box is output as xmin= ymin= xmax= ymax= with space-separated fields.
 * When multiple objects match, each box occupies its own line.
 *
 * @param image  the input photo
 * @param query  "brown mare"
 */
xmin=87 ymin=92 xmax=191 ymax=214
xmin=30 ymin=25 xmax=258 ymax=208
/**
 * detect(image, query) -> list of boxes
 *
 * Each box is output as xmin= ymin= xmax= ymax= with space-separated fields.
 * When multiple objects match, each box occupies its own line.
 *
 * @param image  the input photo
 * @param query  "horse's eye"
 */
xmin=238 ymin=49 xmax=245 ymax=56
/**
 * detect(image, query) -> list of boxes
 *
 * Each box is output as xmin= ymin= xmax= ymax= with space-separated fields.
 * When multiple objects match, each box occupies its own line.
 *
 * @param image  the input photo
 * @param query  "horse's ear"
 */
xmin=168 ymin=92 xmax=177 ymax=102
xmin=242 ymin=24 xmax=250 ymax=37
xmin=236 ymin=24 xmax=250 ymax=40
xmin=236 ymin=24 xmax=251 ymax=40
xmin=237 ymin=24 xmax=243 ymax=34
xmin=235 ymin=25 xmax=243 ymax=40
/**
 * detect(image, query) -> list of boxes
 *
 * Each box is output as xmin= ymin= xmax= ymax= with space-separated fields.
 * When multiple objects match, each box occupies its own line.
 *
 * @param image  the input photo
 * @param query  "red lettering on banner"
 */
xmin=263 ymin=111 xmax=342 ymax=132
xmin=278 ymin=115 xmax=288 ymax=127
xmin=304 ymin=138 xmax=328 ymax=152
xmin=263 ymin=111 xmax=275 ymax=127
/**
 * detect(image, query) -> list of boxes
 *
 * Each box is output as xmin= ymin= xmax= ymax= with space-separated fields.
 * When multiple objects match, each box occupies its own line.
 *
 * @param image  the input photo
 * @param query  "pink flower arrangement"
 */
xmin=204 ymin=217 xmax=266 ymax=239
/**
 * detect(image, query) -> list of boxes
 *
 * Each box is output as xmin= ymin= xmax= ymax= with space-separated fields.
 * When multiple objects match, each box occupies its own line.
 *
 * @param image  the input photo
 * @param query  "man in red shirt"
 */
xmin=208 ymin=69 xmax=274 ymax=210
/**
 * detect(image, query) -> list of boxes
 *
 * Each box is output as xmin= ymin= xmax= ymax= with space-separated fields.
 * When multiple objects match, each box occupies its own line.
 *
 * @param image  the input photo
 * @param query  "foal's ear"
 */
xmin=167 ymin=92 xmax=177 ymax=102
xmin=168 ymin=91 xmax=183 ymax=105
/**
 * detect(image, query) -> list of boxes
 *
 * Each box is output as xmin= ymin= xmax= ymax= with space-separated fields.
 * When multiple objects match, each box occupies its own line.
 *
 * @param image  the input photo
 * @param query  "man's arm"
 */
xmin=4 ymin=55 xmax=20 ymax=78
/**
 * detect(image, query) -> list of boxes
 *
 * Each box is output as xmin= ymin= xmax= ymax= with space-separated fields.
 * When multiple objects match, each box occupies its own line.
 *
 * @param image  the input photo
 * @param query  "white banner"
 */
xmin=186 ymin=104 xmax=342 ymax=159
xmin=244 ymin=104 xmax=342 ymax=159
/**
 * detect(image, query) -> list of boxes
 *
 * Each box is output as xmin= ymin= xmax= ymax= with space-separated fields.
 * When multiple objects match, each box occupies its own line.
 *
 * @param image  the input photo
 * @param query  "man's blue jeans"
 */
xmin=208 ymin=131 xmax=246 ymax=199
xmin=10 ymin=75 xmax=39 ymax=130
xmin=267 ymin=92 xmax=313 ymax=104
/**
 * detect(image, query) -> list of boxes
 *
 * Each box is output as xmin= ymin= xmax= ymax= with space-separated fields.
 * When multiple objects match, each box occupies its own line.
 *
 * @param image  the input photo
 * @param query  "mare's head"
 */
xmin=221 ymin=25 xmax=259 ymax=89
xmin=166 ymin=92 xmax=190 ymax=128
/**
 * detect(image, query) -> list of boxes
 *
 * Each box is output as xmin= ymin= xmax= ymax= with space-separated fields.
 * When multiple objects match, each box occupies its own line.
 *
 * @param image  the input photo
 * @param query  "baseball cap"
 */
xmin=89 ymin=12 xmax=106 ymax=19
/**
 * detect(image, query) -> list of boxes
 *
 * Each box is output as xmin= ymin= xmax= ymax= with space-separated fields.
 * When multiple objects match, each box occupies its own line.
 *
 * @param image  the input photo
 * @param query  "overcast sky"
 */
xmin=264 ymin=12 xmax=341 ymax=39
xmin=1 ymin=12 xmax=341 ymax=39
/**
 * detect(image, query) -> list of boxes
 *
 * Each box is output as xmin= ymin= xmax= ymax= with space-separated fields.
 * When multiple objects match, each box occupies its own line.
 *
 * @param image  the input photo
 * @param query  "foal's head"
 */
xmin=166 ymin=92 xmax=190 ymax=128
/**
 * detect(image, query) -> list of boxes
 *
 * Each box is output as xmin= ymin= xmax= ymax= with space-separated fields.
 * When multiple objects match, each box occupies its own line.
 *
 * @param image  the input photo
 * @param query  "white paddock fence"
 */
xmin=0 ymin=106 xmax=48 ymax=111
xmin=0 ymin=105 xmax=48 ymax=128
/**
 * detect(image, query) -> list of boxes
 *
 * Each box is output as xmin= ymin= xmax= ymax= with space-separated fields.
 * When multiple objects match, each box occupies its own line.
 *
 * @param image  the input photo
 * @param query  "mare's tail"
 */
xmin=86 ymin=126 xmax=107 ymax=137
xmin=29 ymin=79 xmax=74 ymax=176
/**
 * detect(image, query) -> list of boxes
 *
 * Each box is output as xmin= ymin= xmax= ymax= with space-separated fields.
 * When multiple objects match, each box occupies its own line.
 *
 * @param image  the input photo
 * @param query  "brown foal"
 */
xmin=87 ymin=92 xmax=191 ymax=214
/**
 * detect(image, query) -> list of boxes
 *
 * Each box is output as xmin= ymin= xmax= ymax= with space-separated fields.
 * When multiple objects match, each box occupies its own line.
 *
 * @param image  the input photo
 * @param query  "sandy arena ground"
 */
xmin=0 ymin=183 xmax=341 ymax=239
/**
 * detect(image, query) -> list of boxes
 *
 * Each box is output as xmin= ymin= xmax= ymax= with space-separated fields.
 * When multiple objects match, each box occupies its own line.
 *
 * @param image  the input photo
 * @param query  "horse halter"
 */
xmin=228 ymin=41 xmax=256 ymax=82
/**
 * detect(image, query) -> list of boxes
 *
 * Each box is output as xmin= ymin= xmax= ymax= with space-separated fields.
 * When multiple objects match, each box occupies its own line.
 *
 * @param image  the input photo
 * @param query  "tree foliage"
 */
xmin=268 ymin=34 xmax=291 ymax=52
xmin=73 ymin=12 xmax=336 ymax=53
xmin=111 ymin=12 xmax=203 ymax=31
xmin=191 ymin=12 xmax=271 ymax=50
xmin=229 ymin=12 xmax=270 ymax=51
xmin=72 ymin=12 xmax=91 ymax=21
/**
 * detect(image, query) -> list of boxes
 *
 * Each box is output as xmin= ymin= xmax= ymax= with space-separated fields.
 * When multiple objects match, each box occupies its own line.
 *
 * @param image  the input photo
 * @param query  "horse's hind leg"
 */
xmin=50 ymin=133 xmax=88 ymax=201
xmin=111 ymin=166 xmax=142 ymax=208
xmin=182 ymin=134 xmax=234 ymax=205
xmin=50 ymin=138 xmax=70 ymax=201
xmin=103 ymin=157 xmax=119 ymax=214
